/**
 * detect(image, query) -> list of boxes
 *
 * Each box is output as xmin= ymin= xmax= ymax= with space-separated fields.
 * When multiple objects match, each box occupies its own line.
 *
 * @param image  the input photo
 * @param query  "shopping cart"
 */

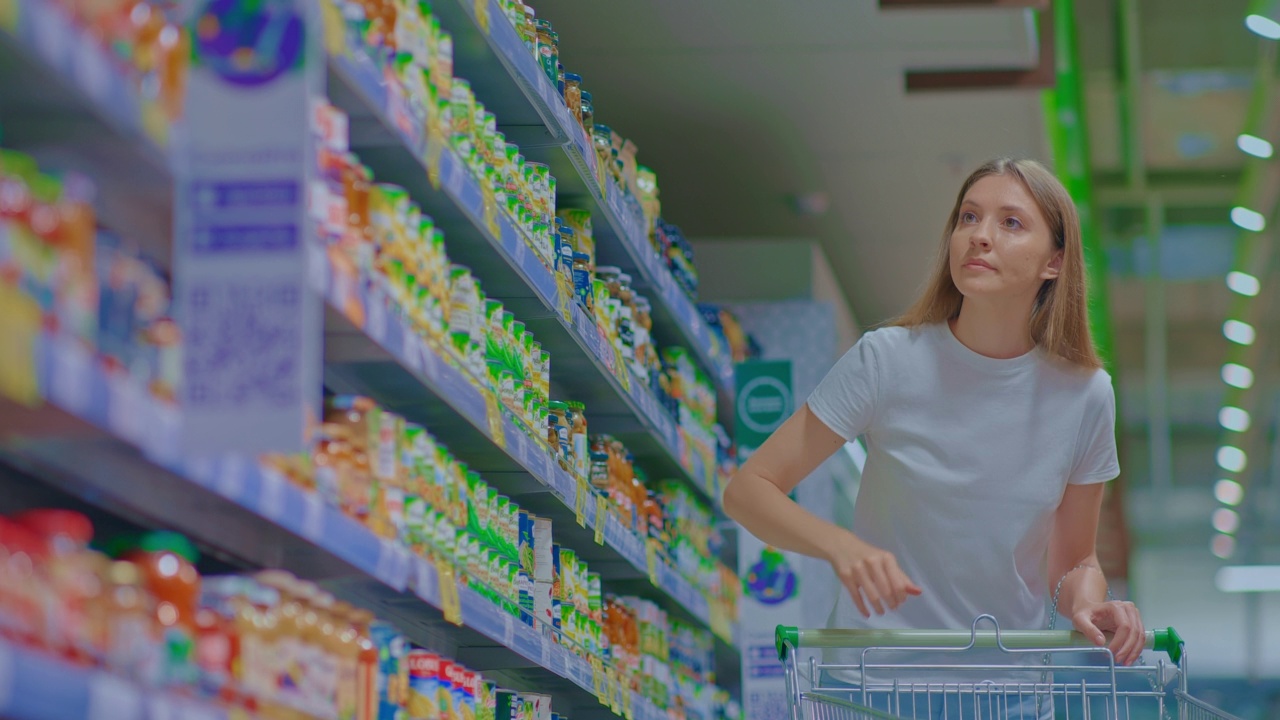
xmin=775 ymin=615 xmax=1239 ymax=720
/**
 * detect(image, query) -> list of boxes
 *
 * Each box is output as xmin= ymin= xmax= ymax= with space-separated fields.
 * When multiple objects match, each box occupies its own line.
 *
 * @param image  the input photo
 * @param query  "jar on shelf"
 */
xmin=562 ymin=73 xmax=583 ymax=126
xmin=572 ymin=253 xmax=594 ymax=311
xmin=534 ymin=21 xmax=558 ymax=86
xmin=580 ymin=91 xmax=594 ymax=134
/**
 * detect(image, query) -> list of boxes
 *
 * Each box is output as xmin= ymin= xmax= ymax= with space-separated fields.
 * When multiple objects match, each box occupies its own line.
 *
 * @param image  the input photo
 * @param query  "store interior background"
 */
xmin=539 ymin=0 xmax=1280 ymax=701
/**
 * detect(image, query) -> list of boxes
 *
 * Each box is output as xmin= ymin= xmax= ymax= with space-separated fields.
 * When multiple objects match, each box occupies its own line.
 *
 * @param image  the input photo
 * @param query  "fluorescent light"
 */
xmin=1216 ymin=565 xmax=1280 ymax=592
xmin=1222 ymin=363 xmax=1255 ymax=389
xmin=1215 ymin=479 xmax=1245 ymax=506
xmin=1211 ymin=534 xmax=1237 ymax=560
xmin=1220 ymin=406 xmax=1252 ymax=432
xmin=1247 ymin=13 xmax=1280 ymax=39
xmin=1227 ymin=271 xmax=1261 ymax=297
xmin=1224 ymin=320 xmax=1256 ymax=345
xmin=1218 ymin=446 xmax=1248 ymax=472
xmin=843 ymin=440 xmax=867 ymax=473
xmin=1238 ymin=134 xmax=1275 ymax=159
xmin=1232 ymin=207 xmax=1267 ymax=232
xmin=1213 ymin=508 xmax=1241 ymax=534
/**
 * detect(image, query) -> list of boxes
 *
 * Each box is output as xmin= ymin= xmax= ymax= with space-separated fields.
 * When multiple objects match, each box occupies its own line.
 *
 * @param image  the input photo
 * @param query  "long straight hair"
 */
xmin=893 ymin=158 xmax=1103 ymax=370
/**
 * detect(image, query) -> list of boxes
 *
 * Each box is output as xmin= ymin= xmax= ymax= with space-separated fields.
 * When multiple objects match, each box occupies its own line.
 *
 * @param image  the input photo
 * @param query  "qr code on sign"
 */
xmin=184 ymin=279 xmax=301 ymax=408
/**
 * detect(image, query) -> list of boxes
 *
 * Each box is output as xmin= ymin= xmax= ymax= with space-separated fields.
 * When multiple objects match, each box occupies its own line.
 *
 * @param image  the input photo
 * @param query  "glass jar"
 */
xmin=572 ymin=253 xmax=594 ymax=311
xmin=580 ymin=91 xmax=594 ymax=133
xmin=534 ymin=21 xmax=558 ymax=86
xmin=562 ymin=73 xmax=583 ymax=126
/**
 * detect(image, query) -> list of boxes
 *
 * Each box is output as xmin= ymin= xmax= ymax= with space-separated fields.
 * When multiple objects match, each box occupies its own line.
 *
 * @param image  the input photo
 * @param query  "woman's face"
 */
xmin=948 ymin=173 xmax=1062 ymax=304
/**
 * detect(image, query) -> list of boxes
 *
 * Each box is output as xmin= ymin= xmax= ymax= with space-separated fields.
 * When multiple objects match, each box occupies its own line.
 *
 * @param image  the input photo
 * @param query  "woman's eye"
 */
xmin=961 ymin=212 xmax=978 ymax=224
xmin=1003 ymin=217 xmax=1023 ymax=229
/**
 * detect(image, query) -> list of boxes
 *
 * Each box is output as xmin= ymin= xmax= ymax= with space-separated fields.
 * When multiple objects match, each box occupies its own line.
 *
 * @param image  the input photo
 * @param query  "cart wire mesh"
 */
xmin=776 ymin=615 xmax=1241 ymax=720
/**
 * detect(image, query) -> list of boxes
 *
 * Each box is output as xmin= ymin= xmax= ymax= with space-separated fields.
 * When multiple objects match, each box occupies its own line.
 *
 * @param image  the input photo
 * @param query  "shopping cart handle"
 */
xmin=775 ymin=624 xmax=1185 ymax=664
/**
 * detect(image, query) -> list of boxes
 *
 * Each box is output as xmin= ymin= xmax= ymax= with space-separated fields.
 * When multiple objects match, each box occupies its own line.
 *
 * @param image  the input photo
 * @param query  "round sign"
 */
xmin=737 ymin=375 xmax=792 ymax=435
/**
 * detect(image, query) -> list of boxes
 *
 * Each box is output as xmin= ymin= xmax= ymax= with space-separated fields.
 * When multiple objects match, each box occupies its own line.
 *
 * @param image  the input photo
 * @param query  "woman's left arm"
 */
xmin=1049 ymin=482 xmax=1145 ymax=665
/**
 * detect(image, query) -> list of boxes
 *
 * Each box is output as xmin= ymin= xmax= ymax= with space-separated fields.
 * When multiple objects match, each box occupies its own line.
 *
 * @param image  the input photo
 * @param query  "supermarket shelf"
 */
xmin=317 ymin=258 xmax=741 ymax=661
xmin=325 ymin=47 xmax=724 ymax=505
xmin=0 ymin=0 xmax=173 ymax=263
xmin=0 ymin=638 xmax=237 ymax=720
xmin=405 ymin=0 xmax=738 ymax=415
xmin=0 ymin=339 xmax=694 ymax=719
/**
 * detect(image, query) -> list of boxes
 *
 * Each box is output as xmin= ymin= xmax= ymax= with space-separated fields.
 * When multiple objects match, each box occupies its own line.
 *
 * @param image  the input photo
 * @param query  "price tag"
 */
xmin=302 ymin=491 xmax=325 ymax=542
xmin=0 ymin=281 xmax=40 ymax=406
xmin=590 ymin=657 xmax=606 ymax=704
xmin=645 ymin=539 xmax=659 ymax=587
xmin=483 ymin=392 xmax=506 ymax=450
xmin=425 ymin=131 xmax=445 ymax=189
xmin=50 ymin=334 xmax=91 ymax=415
xmin=574 ymin=478 xmax=588 ymax=528
xmin=609 ymin=669 xmax=621 ymax=714
xmin=419 ymin=337 xmax=439 ymax=380
xmin=367 ymin=291 xmax=388 ymax=345
xmin=613 ymin=344 xmax=631 ymax=393
xmin=623 ymin=687 xmax=634 ymax=720
xmin=474 ymin=0 xmax=490 ymax=33
xmin=146 ymin=695 xmax=177 ymax=720
xmin=375 ymin=539 xmax=410 ymax=591
xmin=554 ymin=273 xmax=574 ymax=324
xmin=216 ymin=455 xmax=247 ymax=501
xmin=594 ymin=493 xmax=607 ymax=545
xmin=437 ymin=560 xmax=463 ymax=625
xmin=259 ymin=466 xmax=287 ymax=521
xmin=0 ymin=642 xmax=13 ymax=714
xmin=540 ymin=635 xmax=551 ymax=668
xmin=481 ymin=185 xmax=502 ymax=240
xmin=512 ymin=237 xmax=528 ymax=268
xmin=87 ymin=672 xmax=143 ymax=720
xmin=414 ymin=557 xmax=437 ymax=602
xmin=502 ymin=612 xmax=515 ymax=647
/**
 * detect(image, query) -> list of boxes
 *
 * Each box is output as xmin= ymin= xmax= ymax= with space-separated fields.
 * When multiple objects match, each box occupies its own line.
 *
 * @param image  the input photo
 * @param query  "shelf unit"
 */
xmin=423 ymin=0 xmax=738 ymax=421
xmin=0 ymin=0 xmax=744 ymax=708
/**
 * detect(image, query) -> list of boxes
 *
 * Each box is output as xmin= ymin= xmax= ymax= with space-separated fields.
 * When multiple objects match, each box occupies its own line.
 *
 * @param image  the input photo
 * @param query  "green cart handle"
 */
xmin=775 ymin=625 xmax=1184 ymax=665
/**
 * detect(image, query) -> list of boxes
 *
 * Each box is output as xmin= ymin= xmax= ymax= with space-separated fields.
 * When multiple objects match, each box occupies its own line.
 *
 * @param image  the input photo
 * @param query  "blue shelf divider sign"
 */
xmin=173 ymin=0 xmax=322 ymax=455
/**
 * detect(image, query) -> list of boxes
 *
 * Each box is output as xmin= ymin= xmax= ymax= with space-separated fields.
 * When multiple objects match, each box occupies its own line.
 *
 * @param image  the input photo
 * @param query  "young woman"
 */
xmin=724 ymin=158 xmax=1144 ymax=697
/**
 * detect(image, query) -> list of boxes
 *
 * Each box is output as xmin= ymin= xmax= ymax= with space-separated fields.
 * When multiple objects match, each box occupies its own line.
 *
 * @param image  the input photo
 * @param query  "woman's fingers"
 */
xmin=841 ymin=575 xmax=871 ymax=618
xmin=1124 ymin=604 xmax=1146 ymax=665
xmin=856 ymin=564 xmax=886 ymax=615
xmin=867 ymin=560 xmax=898 ymax=610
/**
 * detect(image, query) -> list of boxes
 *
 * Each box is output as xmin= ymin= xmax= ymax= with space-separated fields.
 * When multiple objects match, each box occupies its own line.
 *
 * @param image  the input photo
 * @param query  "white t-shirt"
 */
xmin=807 ymin=322 xmax=1119 ymax=682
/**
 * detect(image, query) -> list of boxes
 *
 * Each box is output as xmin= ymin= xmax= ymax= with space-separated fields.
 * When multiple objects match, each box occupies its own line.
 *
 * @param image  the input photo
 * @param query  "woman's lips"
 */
xmin=963 ymin=259 xmax=995 ymax=271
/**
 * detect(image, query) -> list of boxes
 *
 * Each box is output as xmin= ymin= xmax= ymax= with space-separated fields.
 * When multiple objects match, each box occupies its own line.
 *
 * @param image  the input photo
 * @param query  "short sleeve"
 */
xmin=807 ymin=332 xmax=881 ymax=442
xmin=1069 ymin=373 xmax=1121 ymax=485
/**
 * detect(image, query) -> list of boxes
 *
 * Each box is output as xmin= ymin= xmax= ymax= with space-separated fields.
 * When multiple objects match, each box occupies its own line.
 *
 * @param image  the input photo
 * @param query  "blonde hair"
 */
xmin=893 ymin=157 xmax=1102 ymax=370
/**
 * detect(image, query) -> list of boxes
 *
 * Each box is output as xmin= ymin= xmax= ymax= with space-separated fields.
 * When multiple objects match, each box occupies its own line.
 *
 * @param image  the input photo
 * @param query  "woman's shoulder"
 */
xmin=858 ymin=323 xmax=938 ymax=351
xmin=1038 ymin=355 xmax=1114 ymax=398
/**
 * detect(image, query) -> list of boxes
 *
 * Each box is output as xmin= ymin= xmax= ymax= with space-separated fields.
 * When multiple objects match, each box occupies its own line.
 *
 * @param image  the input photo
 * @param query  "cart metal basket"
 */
xmin=775 ymin=615 xmax=1239 ymax=720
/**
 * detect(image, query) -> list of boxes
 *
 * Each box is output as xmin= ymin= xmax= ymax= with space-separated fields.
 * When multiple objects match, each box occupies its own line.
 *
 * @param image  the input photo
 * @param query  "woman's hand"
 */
xmin=827 ymin=530 xmax=923 ymax=617
xmin=1072 ymin=600 xmax=1145 ymax=666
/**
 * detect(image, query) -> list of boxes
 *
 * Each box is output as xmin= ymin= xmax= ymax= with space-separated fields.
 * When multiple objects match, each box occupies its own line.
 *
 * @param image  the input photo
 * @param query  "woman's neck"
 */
xmin=950 ymin=299 xmax=1035 ymax=359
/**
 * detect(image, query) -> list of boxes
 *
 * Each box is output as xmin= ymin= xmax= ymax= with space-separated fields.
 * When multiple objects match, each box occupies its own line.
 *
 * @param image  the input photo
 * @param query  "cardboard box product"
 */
xmin=532 ymin=516 xmax=553 ymax=582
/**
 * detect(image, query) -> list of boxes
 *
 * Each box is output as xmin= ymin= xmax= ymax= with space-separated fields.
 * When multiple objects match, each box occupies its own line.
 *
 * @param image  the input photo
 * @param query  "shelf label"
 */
xmin=483 ymin=392 xmax=506 ymax=450
xmin=0 ymin=642 xmax=12 ymax=714
xmin=216 ymin=455 xmax=248 ymax=501
xmin=622 ymin=689 xmax=633 ymax=720
xmin=425 ymin=130 xmax=445 ymax=190
xmin=590 ymin=656 xmax=603 ymax=702
xmin=502 ymin=612 xmax=515 ymax=647
xmin=574 ymin=478 xmax=589 ymax=528
xmin=608 ymin=668 xmax=621 ymax=714
xmin=645 ymin=539 xmax=659 ymax=587
xmin=87 ymin=671 xmax=144 ymax=720
xmin=50 ymin=333 xmax=92 ymax=416
xmin=375 ymin=539 xmax=411 ymax=591
xmin=593 ymin=493 xmax=606 ymax=545
xmin=474 ymin=0 xmax=490 ymax=34
xmin=553 ymin=272 xmax=574 ymax=324
xmin=414 ymin=557 xmax=437 ymax=602
xmin=481 ymin=184 xmax=502 ymax=241
xmin=259 ymin=466 xmax=287 ymax=521
xmin=301 ymin=491 xmax=325 ymax=542
xmin=437 ymin=560 xmax=463 ymax=625
xmin=0 ymin=263 xmax=41 ymax=406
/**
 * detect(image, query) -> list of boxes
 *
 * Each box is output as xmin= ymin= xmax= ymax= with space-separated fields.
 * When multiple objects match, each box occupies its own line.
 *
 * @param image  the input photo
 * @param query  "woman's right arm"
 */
xmin=723 ymin=402 xmax=922 ymax=617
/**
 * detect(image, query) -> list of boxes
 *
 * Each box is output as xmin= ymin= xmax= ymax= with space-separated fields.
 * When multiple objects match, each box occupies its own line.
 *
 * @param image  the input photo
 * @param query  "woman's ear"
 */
xmin=1041 ymin=251 xmax=1063 ymax=281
